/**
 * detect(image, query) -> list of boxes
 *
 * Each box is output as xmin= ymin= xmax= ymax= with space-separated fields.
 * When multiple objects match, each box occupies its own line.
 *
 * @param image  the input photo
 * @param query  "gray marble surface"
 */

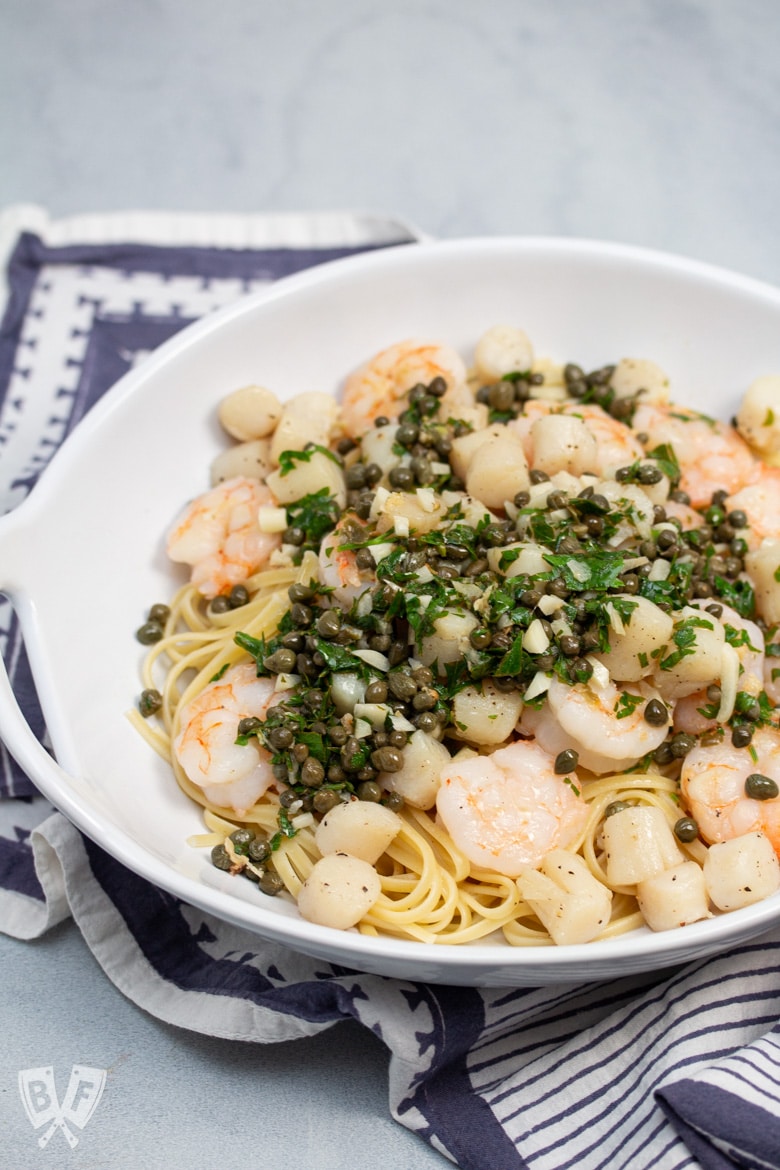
xmin=3 ymin=1 xmax=780 ymax=1166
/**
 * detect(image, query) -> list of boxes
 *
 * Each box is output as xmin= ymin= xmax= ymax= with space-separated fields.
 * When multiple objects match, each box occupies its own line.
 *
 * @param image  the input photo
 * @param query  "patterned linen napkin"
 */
xmin=1 ymin=207 xmax=779 ymax=1170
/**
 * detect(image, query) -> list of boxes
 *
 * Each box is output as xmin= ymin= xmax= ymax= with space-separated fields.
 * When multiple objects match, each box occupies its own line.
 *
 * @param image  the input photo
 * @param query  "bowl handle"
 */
xmin=0 ymin=502 xmax=75 ymax=797
xmin=0 ymin=643 xmax=75 ymax=798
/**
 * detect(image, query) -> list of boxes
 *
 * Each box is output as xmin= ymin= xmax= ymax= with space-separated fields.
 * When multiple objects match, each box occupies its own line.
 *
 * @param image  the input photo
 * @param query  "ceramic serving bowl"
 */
xmin=3 ymin=236 xmax=780 ymax=986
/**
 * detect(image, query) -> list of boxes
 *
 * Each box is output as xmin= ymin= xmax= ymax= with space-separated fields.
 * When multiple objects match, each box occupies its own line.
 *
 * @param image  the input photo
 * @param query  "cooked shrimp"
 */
xmin=340 ymin=339 xmax=468 ymax=438
xmin=631 ymin=402 xmax=758 ymax=508
xmin=173 ymin=663 xmax=280 ymax=816
xmin=526 ymin=673 xmax=670 ymax=774
xmin=167 ymin=476 xmax=281 ymax=599
xmin=436 ymin=739 xmax=589 ymax=877
xmin=318 ymin=519 xmax=375 ymax=608
xmin=726 ymin=465 xmax=780 ymax=550
xmin=680 ymin=726 xmax=780 ymax=855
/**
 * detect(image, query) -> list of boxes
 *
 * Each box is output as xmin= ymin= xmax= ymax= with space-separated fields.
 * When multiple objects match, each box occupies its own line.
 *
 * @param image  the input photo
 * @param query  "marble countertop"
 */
xmin=3 ymin=1 xmax=780 ymax=1166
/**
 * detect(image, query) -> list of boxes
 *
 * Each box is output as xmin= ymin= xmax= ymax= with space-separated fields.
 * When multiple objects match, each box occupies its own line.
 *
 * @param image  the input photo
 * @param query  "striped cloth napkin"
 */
xmin=1 ymin=207 xmax=779 ymax=1170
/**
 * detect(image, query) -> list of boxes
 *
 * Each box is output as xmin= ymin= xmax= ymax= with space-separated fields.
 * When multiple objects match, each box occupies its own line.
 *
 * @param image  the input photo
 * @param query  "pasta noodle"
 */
xmin=133 ymin=330 xmax=780 ymax=945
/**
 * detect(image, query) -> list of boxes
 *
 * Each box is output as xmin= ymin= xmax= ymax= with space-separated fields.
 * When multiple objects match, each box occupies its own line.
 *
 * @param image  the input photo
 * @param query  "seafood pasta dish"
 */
xmin=132 ymin=326 xmax=780 ymax=946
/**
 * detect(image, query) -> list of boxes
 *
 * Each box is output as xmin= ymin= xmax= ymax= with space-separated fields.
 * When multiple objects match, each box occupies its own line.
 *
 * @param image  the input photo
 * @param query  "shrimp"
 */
xmin=631 ymin=402 xmax=758 ymax=508
xmin=726 ymin=465 xmax=780 ymax=550
xmin=340 ymin=339 xmax=469 ymax=438
xmin=526 ymin=673 xmax=670 ymax=774
xmin=173 ymin=662 xmax=281 ymax=816
xmin=318 ymin=518 xmax=376 ymax=608
xmin=436 ymin=739 xmax=589 ymax=878
xmin=167 ymin=475 xmax=281 ymax=599
xmin=680 ymin=726 xmax=780 ymax=855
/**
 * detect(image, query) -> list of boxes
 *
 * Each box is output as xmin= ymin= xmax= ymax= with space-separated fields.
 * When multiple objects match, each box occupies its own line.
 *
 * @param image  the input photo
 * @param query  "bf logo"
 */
xmin=18 ymin=1066 xmax=106 ymax=1148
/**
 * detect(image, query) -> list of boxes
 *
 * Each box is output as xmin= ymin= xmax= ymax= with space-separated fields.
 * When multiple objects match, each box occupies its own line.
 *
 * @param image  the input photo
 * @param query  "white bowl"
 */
xmin=3 ymin=236 xmax=780 ymax=986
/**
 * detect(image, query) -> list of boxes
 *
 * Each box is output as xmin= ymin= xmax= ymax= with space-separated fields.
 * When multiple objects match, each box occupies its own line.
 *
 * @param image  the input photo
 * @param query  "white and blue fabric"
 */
xmin=1 ymin=207 xmax=779 ymax=1170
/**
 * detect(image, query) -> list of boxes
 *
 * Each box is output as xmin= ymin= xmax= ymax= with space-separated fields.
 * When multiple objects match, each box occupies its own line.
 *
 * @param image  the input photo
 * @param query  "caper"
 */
xmin=558 ymin=634 xmax=582 ymax=658
xmin=138 ymin=688 xmax=162 ymax=717
xmin=229 ymin=828 xmax=255 ymax=855
xmin=469 ymin=627 xmax=493 ymax=650
xmin=365 ymin=679 xmax=388 ymax=703
xmin=283 ymin=525 xmax=306 ymax=546
xmin=258 ymin=871 xmax=284 ymax=896
xmin=389 ymin=466 xmax=415 ymax=490
xmin=290 ymin=602 xmax=314 ymax=628
xmin=653 ymin=741 xmax=674 ymax=766
xmin=412 ymin=689 xmax=437 ymax=712
xmin=388 ymin=672 xmax=418 ymax=701
xmin=521 ymin=587 xmax=544 ymax=608
xmin=136 ymin=621 xmax=164 ymax=645
xmin=229 ymin=584 xmax=249 ymax=608
xmin=384 ymin=791 xmax=404 ymax=811
xmin=388 ymin=640 xmax=408 ymax=665
xmin=414 ymin=711 xmax=438 ymax=732
xmin=731 ymin=725 xmax=754 ymax=748
xmin=237 ymin=715 xmax=262 ymax=737
xmin=643 ymin=698 xmax=669 ymax=727
xmin=395 ymin=422 xmax=419 ymax=447
xmin=656 ymin=529 xmax=677 ymax=552
xmin=209 ymin=596 xmax=232 ymax=615
xmin=487 ymin=381 xmax=516 ymax=412
xmin=340 ymin=737 xmax=367 ymax=771
xmin=553 ymin=748 xmax=579 ymax=774
xmin=248 ymin=837 xmax=271 ymax=863
xmin=211 ymin=844 xmax=233 ymax=871
xmin=604 ymin=800 xmax=631 ymax=818
xmin=745 ymin=773 xmax=780 ymax=800
xmin=301 ymin=757 xmax=325 ymax=787
xmin=288 ymin=582 xmax=316 ymax=603
xmin=427 ymin=375 xmax=447 ymax=397
xmin=637 ymin=464 xmax=663 ymax=485
xmin=148 ymin=603 xmax=170 ymax=625
xmin=570 ymin=657 xmax=594 ymax=683
xmin=674 ymin=817 xmax=699 ymax=843
xmin=267 ymin=725 xmax=294 ymax=750
xmin=529 ymin=469 xmax=550 ymax=484
xmin=345 ymin=464 xmax=367 ymax=490
xmin=313 ymin=790 xmax=340 ymax=815
xmin=371 ymin=746 xmax=404 ymax=772
xmin=728 ymin=509 xmax=748 ymax=529
xmin=264 ymin=647 xmax=297 ymax=674
xmin=316 ymin=609 xmax=342 ymax=638
xmin=669 ymin=732 xmax=696 ymax=758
